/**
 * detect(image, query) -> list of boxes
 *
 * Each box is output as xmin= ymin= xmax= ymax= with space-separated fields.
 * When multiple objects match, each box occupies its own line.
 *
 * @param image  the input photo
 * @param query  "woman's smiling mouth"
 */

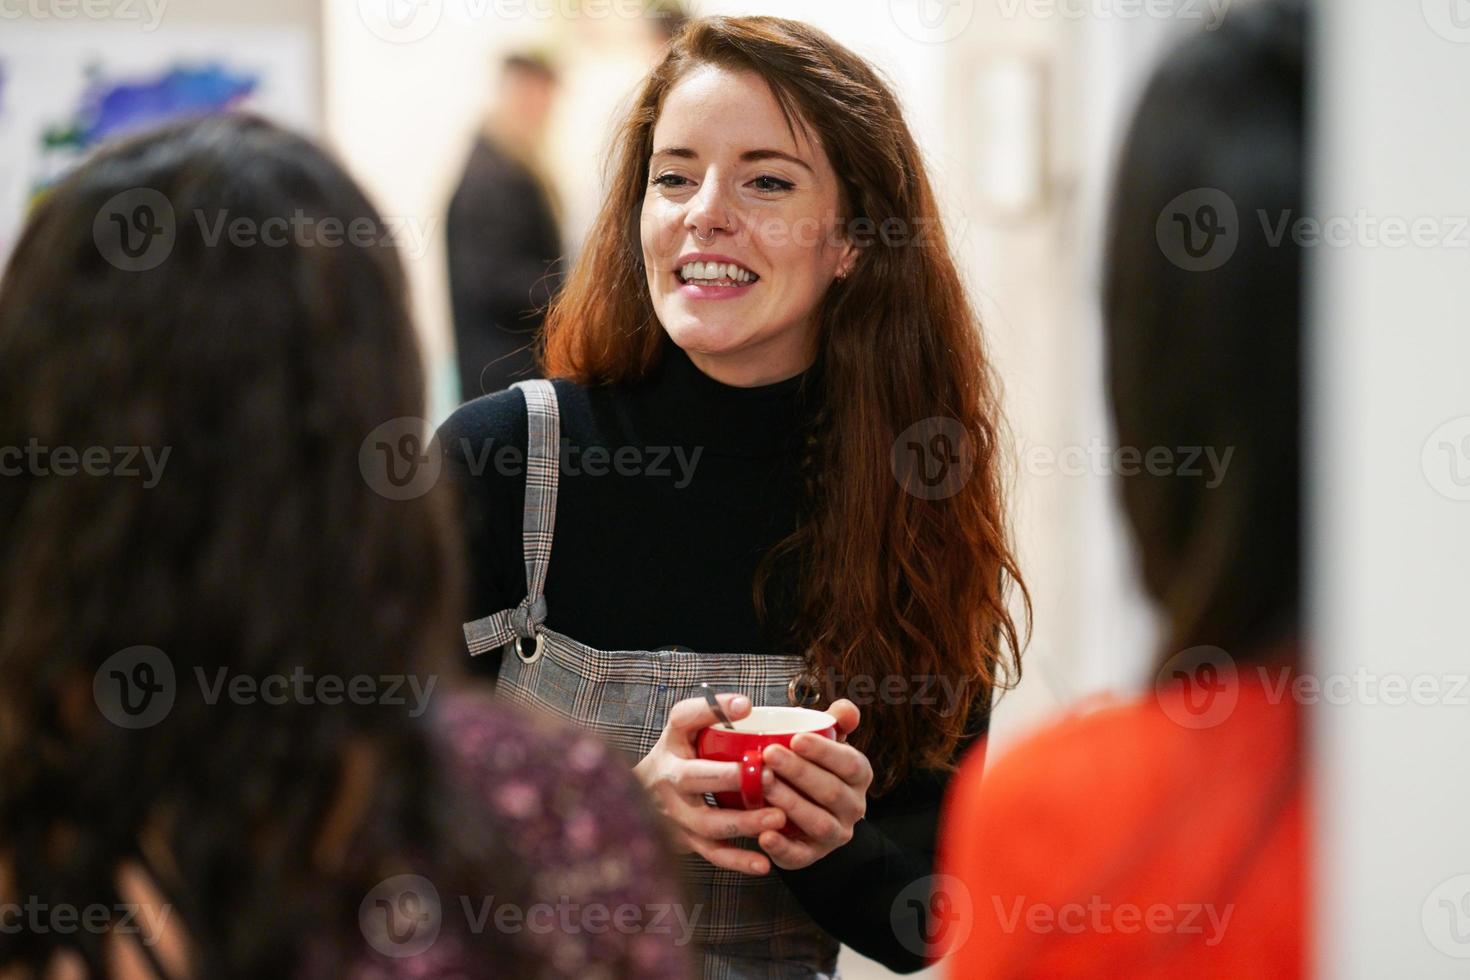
xmin=677 ymin=259 xmax=760 ymax=286
xmin=673 ymin=256 xmax=761 ymax=299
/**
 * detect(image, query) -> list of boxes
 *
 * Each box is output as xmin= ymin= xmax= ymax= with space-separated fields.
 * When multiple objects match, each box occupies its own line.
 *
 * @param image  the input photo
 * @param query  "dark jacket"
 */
xmin=445 ymin=133 xmax=563 ymax=401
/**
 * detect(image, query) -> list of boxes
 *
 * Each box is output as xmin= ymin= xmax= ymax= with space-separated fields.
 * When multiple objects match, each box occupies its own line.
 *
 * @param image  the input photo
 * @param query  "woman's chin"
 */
xmin=661 ymin=316 xmax=753 ymax=357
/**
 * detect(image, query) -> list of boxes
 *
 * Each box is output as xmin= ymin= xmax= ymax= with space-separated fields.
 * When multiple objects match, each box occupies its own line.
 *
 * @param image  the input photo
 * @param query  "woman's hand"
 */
xmin=756 ymin=698 xmax=874 ymax=870
xmin=633 ymin=693 xmax=788 ymax=876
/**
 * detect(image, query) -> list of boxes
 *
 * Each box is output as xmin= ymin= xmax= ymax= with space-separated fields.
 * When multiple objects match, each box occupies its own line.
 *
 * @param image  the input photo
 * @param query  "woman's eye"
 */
xmin=651 ymin=174 xmax=691 ymax=189
xmin=751 ymin=175 xmax=795 ymax=192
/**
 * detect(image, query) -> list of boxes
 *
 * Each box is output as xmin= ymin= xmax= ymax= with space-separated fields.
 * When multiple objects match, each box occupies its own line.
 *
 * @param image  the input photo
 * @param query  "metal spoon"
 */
xmin=701 ymin=683 xmax=735 ymax=730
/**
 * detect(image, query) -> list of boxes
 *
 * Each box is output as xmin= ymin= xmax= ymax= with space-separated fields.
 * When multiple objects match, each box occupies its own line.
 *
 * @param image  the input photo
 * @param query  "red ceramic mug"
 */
xmin=695 ymin=705 xmax=838 ymax=837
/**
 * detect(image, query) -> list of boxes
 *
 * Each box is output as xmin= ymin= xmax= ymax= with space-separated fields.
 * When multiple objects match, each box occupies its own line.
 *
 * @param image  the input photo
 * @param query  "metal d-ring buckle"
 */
xmin=787 ymin=669 xmax=821 ymax=707
xmin=513 ymin=632 xmax=545 ymax=664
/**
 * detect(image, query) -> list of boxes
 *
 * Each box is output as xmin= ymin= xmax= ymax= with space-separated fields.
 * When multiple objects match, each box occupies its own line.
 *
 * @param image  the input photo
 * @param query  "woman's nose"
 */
xmin=685 ymin=177 xmax=735 ymax=237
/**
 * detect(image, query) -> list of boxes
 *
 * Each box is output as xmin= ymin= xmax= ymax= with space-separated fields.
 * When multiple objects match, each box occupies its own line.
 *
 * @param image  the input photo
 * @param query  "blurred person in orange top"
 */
xmin=938 ymin=1 xmax=1308 ymax=977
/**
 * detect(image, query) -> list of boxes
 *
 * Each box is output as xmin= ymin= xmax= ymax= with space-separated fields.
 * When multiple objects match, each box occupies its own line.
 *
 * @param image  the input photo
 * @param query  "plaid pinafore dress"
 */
xmin=462 ymin=380 xmax=842 ymax=979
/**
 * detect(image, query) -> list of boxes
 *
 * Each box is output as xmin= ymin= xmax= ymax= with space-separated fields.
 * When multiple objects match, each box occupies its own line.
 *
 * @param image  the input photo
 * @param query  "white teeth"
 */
xmin=679 ymin=261 xmax=756 ymax=284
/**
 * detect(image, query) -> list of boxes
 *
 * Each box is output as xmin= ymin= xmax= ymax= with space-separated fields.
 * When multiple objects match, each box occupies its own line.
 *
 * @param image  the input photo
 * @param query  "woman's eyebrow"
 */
xmin=742 ymin=149 xmax=814 ymax=173
xmin=650 ymin=146 xmax=814 ymax=174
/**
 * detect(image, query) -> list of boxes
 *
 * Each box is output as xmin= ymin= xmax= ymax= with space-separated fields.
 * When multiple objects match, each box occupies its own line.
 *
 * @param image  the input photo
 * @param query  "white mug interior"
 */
xmin=725 ymin=705 xmax=836 ymax=735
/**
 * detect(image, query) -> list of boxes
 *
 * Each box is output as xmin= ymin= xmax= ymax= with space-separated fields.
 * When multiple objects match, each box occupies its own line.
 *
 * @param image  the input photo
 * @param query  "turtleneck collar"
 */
xmin=626 ymin=332 xmax=824 ymax=457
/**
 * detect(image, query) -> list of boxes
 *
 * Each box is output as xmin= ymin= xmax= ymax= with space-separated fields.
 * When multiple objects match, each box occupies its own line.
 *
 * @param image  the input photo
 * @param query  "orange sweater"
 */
xmin=937 ymin=667 xmax=1306 ymax=979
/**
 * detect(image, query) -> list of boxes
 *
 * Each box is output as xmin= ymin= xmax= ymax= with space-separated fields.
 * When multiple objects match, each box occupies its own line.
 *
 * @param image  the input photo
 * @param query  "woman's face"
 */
xmin=640 ymin=65 xmax=855 ymax=387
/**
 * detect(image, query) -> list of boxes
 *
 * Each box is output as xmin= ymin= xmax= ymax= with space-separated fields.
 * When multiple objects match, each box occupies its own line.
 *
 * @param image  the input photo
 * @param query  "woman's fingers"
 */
xmin=825 ymin=698 xmax=861 ymax=740
xmin=679 ymin=798 xmax=787 ymax=842
xmin=757 ymin=828 xmax=821 ymax=870
xmin=661 ymin=782 xmax=786 ymax=841
xmin=759 ymin=771 xmax=852 ymax=846
xmin=678 ymin=830 xmax=771 ymax=876
xmin=788 ymin=731 xmax=874 ymax=790
xmin=762 ymin=743 xmax=863 ymax=822
xmin=664 ymin=693 xmax=752 ymax=739
xmin=666 ymin=757 xmax=744 ymax=795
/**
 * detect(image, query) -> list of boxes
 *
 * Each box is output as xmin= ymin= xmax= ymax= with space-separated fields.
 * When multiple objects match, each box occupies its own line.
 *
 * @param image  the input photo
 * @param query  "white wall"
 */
xmin=323 ymin=0 xmax=555 ymax=422
xmin=1311 ymin=0 xmax=1470 ymax=975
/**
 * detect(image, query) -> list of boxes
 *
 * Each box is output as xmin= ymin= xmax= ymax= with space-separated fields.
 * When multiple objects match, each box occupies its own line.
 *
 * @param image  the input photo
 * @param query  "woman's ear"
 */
xmin=835 ymin=240 xmax=858 ymax=280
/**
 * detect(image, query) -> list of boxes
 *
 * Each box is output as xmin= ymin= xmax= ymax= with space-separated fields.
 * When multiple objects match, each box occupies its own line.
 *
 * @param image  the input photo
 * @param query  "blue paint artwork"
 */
xmin=27 ymin=62 xmax=260 ymax=204
xmin=71 ymin=63 xmax=259 ymax=147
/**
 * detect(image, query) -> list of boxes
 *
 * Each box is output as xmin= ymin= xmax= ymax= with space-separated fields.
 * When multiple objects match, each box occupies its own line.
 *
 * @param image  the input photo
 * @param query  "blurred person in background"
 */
xmin=0 ymin=114 xmax=690 ymax=979
xmin=446 ymin=51 xmax=565 ymax=401
xmin=440 ymin=15 xmax=1028 ymax=977
xmin=940 ymin=1 xmax=1306 ymax=976
xmin=642 ymin=0 xmax=690 ymax=56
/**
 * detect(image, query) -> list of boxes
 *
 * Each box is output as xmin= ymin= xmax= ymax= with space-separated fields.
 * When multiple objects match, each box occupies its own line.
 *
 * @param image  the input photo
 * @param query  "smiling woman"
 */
xmin=441 ymin=14 xmax=1029 ymax=977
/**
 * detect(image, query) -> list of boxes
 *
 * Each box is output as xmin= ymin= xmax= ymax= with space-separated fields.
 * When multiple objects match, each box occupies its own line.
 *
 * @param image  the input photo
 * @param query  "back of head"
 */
xmin=0 ymin=114 xmax=480 ymax=975
xmin=1104 ymin=0 xmax=1306 ymax=660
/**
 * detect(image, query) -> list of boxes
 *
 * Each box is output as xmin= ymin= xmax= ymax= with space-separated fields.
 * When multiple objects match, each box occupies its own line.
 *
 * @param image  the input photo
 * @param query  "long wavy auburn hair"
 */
xmin=541 ymin=15 xmax=1029 ymax=791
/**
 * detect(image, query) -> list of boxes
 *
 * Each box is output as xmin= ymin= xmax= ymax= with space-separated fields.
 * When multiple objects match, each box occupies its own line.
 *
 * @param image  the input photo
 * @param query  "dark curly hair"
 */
xmin=0 ymin=114 xmax=531 ymax=977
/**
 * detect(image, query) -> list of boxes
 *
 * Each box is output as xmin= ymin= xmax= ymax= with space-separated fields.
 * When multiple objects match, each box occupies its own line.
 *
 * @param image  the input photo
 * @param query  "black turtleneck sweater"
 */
xmin=437 ymin=335 xmax=985 ymax=973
